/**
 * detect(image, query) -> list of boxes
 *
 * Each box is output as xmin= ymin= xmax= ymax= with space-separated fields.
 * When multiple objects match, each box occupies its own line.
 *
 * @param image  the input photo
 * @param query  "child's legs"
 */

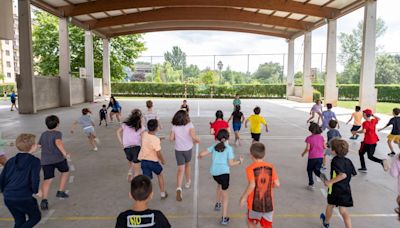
xmin=313 ymin=158 xmax=322 ymax=177
xmin=359 ymin=143 xmax=367 ymax=169
xmin=4 ymin=199 xmax=27 ymax=227
xmin=24 ymin=198 xmax=42 ymax=227
xmin=308 ymin=112 xmax=315 ymax=122
xmin=88 ymin=134 xmax=96 ymax=148
xmin=157 ymin=173 xmax=165 ymax=193
xmin=216 ymin=184 xmax=222 ymax=202
xmin=116 ymin=113 xmax=121 ymax=122
xmin=59 ymin=172 xmax=69 ymax=191
xmin=221 ymin=189 xmax=229 ymax=218
xmin=365 ymin=144 xmax=383 ymax=164
xmin=41 ymin=164 xmax=57 ymax=199
xmin=55 ymin=160 xmax=70 ymax=191
xmin=109 ymin=112 xmax=114 ymax=121
xmin=306 ymin=160 xmax=315 ymax=185
xmin=41 ymin=178 xmax=53 ymax=199
xmin=325 ymin=204 xmax=335 ymax=224
xmin=339 ymin=207 xmax=352 ymax=228
xmin=247 ymin=220 xmax=257 ymax=228
xmin=132 ymin=162 xmax=141 ymax=177
xmin=176 ymin=165 xmax=185 ymax=188
xmin=388 ymin=139 xmax=395 ymax=152
xmin=185 ymin=162 xmax=191 ymax=183
xmin=323 ymin=155 xmax=327 ymax=167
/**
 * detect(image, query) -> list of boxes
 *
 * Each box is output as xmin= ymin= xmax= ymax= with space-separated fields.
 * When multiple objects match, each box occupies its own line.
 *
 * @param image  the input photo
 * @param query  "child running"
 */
xmin=138 ymin=119 xmax=168 ymax=199
xmin=210 ymin=110 xmax=230 ymax=139
xmin=117 ymin=109 xmax=145 ymax=181
xmin=0 ymin=134 xmax=42 ymax=228
xmin=378 ymin=108 xmax=400 ymax=156
xmin=39 ymin=115 xmax=71 ymax=210
xmin=144 ymin=100 xmax=162 ymax=129
xmin=307 ymin=99 xmax=323 ymax=124
xmin=170 ymin=110 xmax=200 ymax=202
xmin=239 ymin=142 xmax=280 ymax=228
xmin=198 ymin=129 xmax=243 ymax=225
xmin=245 ymin=106 xmax=268 ymax=143
xmin=346 ymin=106 xmax=362 ymax=140
xmin=99 ymin=104 xmax=108 ymax=126
xmin=71 ymin=108 xmax=100 ymax=151
xmin=302 ymin=122 xmax=326 ymax=190
xmin=389 ymin=153 xmax=400 ymax=218
xmin=233 ymin=94 xmax=241 ymax=109
xmin=228 ymin=105 xmax=245 ymax=146
xmin=323 ymin=120 xmax=342 ymax=170
xmin=10 ymin=90 xmax=17 ymax=111
xmin=321 ymin=103 xmax=339 ymax=131
xmin=180 ymin=100 xmax=189 ymax=113
xmin=320 ymin=139 xmax=357 ymax=228
xmin=115 ymin=175 xmax=171 ymax=228
xmin=357 ymin=109 xmax=389 ymax=172
xmin=108 ymin=96 xmax=122 ymax=123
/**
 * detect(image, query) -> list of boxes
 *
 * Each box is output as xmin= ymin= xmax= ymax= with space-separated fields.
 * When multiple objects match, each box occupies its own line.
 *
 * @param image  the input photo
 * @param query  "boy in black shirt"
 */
xmin=320 ymin=139 xmax=356 ymax=228
xmin=99 ymin=104 xmax=108 ymax=126
xmin=378 ymin=108 xmax=400 ymax=156
xmin=180 ymin=100 xmax=189 ymax=113
xmin=228 ymin=105 xmax=245 ymax=146
xmin=116 ymin=175 xmax=170 ymax=228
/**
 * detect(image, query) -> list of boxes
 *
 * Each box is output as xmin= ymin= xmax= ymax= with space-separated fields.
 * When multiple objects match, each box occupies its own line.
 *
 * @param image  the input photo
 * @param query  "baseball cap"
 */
xmin=363 ymin=109 xmax=373 ymax=116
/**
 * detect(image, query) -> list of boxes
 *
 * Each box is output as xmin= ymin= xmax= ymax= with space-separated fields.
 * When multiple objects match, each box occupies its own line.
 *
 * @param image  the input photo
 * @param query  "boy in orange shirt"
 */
xmin=240 ymin=143 xmax=280 ymax=228
xmin=346 ymin=106 xmax=363 ymax=140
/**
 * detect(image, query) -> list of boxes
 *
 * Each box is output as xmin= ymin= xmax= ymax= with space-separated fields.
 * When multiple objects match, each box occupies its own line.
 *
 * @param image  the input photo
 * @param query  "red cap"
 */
xmin=363 ymin=109 xmax=373 ymax=115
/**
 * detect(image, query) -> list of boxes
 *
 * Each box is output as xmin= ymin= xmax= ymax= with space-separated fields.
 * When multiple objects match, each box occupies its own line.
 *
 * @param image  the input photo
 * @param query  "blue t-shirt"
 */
xmin=10 ymin=93 xmax=16 ymax=101
xmin=322 ymin=110 xmax=337 ymax=130
xmin=207 ymin=144 xmax=234 ymax=176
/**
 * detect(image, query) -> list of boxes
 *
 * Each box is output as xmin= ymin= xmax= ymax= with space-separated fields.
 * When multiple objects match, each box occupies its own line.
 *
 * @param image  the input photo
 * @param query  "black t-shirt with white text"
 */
xmin=231 ymin=111 xmax=244 ymax=123
xmin=116 ymin=209 xmax=171 ymax=228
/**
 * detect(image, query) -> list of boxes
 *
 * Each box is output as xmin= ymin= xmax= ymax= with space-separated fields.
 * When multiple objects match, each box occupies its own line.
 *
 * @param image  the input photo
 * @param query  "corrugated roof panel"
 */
xmin=137 ymin=7 xmax=154 ymax=12
xmin=258 ymin=9 xmax=274 ymax=15
xmin=288 ymin=13 xmax=307 ymax=20
xmin=327 ymin=0 xmax=359 ymax=9
xmin=123 ymin=9 xmax=139 ymax=14
xmin=73 ymin=15 xmax=92 ymax=21
xmin=68 ymin=0 xmax=89 ymax=4
xmin=273 ymin=11 xmax=290 ymax=17
xmin=302 ymin=16 xmax=321 ymax=23
xmin=41 ymin=0 xmax=68 ymax=7
xmin=106 ymin=10 xmax=124 ymax=16
xmin=90 ymin=12 xmax=108 ymax=19
xmin=242 ymin=8 xmax=258 ymax=13
xmin=308 ymin=0 xmax=331 ymax=6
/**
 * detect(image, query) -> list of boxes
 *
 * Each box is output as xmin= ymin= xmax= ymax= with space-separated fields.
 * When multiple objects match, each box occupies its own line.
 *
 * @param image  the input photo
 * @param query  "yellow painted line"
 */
xmin=0 ymin=213 xmax=397 ymax=222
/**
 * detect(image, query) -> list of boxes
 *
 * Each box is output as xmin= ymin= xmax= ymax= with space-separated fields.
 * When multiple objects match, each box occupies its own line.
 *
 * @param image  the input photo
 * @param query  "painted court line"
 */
xmin=192 ymin=143 xmax=199 ymax=228
xmin=39 ymin=209 xmax=55 ymax=224
xmin=69 ymin=176 xmax=75 ymax=184
xmin=197 ymin=101 xmax=200 ymax=117
xmin=70 ymin=164 xmax=75 ymax=172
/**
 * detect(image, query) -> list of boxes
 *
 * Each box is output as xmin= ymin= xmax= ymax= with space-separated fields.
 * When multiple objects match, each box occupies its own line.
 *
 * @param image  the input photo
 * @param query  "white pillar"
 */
xmin=302 ymin=32 xmax=313 ymax=102
xmin=359 ymin=0 xmax=377 ymax=111
xmin=17 ymin=0 xmax=36 ymax=113
xmin=85 ymin=31 xmax=94 ymax=102
xmin=286 ymin=39 xmax=295 ymax=98
xmin=59 ymin=18 xmax=72 ymax=107
xmin=102 ymin=38 xmax=111 ymax=97
xmin=325 ymin=19 xmax=338 ymax=106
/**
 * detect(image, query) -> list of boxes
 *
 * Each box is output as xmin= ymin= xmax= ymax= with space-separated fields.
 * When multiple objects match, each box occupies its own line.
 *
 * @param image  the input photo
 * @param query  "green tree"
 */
xmin=164 ymin=46 xmax=186 ymax=71
xmin=222 ymin=66 xmax=248 ymax=84
xmin=32 ymin=10 xmax=145 ymax=81
xmin=0 ymin=72 xmax=4 ymax=83
xmin=375 ymin=54 xmax=400 ymax=84
xmin=199 ymin=70 xmax=218 ymax=84
xmin=252 ymin=62 xmax=283 ymax=83
xmin=183 ymin=64 xmax=200 ymax=79
xmin=148 ymin=62 xmax=183 ymax=82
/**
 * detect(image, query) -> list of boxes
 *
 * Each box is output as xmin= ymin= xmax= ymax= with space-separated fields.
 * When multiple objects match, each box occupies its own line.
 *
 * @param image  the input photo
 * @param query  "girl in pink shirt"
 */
xmin=390 ymin=154 xmax=400 ymax=217
xmin=169 ymin=110 xmax=200 ymax=202
xmin=116 ymin=109 xmax=144 ymax=181
xmin=302 ymin=122 xmax=326 ymax=190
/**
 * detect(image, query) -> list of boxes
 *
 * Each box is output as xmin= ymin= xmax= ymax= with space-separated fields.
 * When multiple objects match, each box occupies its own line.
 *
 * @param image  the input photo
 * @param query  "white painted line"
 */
xmin=40 ymin=209 xmax=55 ymax=224
xmin=197 ymin=101 xmax=200 ymax=117
xmin=69 ymin=176 xmax=74 ymax=184
xmin=192 ymin=143 xmax=199 ymax=228
xmin=70 ymin=164 xmax=75 ymax=172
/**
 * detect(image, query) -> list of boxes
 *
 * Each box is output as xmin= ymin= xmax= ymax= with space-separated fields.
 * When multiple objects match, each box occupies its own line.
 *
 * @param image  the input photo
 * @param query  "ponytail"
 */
xmin=214 ymin=129 xmax=229 ymax=152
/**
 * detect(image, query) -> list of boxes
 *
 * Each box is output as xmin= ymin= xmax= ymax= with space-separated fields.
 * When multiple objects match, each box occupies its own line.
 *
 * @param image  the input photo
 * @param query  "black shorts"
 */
xmin=350 ymin=125 xmax=361 ymax=132
xmin=42 ymin=159 xmax=69 ymax=180
xmin=111 ymin=110 xmax=120 ymax=113
xmin=251 ymin=133 xmax=261 ymax=142
xmin=328 ymin=192 xmax=354 ymax=207
xmin=11 ymin=99 xmax=16 ymax=104
xmin=100 ymin=115 xmax=106 ymax=120
xmin=124 ymin=146 xmax=141 ymax=163
xmin=213 ymin=174 xmax=230 ymax=190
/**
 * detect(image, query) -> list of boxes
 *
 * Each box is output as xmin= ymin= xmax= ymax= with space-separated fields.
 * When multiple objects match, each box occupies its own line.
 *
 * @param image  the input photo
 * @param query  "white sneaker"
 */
xmin=160 ymin=191 xmax=168 ymax=200
xmin=184 ymin=180 xmax=191 ymax=189
xmin=307 ymin=185 xmax=316 ymax=191
xmin=93 ymin=147 xmax=98 ymax=151
xmin=95 ymin=138 xmax=100 ymax=144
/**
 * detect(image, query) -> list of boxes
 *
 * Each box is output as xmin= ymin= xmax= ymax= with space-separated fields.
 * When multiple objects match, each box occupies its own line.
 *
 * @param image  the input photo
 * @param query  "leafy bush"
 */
xmin=313 ymin=90 xmax=321 ymax=101
xmin=0 ymin=84 xmax=16 ymax=94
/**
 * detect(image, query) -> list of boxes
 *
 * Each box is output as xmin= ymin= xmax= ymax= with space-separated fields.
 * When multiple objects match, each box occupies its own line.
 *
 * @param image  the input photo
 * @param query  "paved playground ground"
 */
xmin=0 ymin=98 xmax=398 ymax=227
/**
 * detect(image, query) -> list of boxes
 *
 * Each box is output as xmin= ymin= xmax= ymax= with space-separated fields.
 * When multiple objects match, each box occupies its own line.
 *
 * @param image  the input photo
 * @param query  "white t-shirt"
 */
xmin=172 ymin=122 xmax=194 ymax=151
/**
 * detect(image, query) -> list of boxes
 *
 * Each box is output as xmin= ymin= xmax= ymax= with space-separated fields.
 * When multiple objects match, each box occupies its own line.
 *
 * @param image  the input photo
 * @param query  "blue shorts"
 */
xmin=141 ymin=160 xmax=163 ymax=179
xmin=233 ymin=122 xmax=241 ymax=132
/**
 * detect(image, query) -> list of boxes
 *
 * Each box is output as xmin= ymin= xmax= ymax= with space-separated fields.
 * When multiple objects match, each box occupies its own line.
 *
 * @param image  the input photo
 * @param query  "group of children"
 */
xmin=306 ymin=100 xmax=400 ymax=227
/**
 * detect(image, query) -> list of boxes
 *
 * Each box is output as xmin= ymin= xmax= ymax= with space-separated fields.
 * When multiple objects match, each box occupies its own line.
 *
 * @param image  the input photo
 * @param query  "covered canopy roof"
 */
xmin=31 ymin=0 xmax=367 ymax=39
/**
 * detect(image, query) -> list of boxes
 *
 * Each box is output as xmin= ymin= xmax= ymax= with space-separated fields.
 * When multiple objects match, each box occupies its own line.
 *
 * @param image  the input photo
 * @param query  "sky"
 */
xmin=137 ymin=0 xmax=400 ymax=73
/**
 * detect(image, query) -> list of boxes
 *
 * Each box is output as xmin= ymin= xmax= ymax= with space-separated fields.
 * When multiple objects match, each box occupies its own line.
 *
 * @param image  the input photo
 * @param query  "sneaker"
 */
xmin=184 ymin=180 xmax=191 ymax=189
xmin=93 ymin=147 xmax=98 ymax=151
xmin=388 ymin=152 xmax=396 ymax=157
xmin=307 ymin=185 xmax=315 ymax=191
xmin=95 ymin=138 xmax=100 ymax=144
xmin=161 ymin=192 xmax=168 ymax=200
xmin=349 ymin=136 xmax=356 ymax=140
xmin=176 ymin=188 xmax=182 ymax=202
xmin=40 ymin=199 xmax=49 ymax=210
xmin=383 ymin=159 xmax=390 ymax=172
xmin=355 ymin=134 xmax=360 ymax=139
xmin=220 ymin=217 xmax=230 ymax=225
xmin=358 ymin=168 xmax=368 ymax=173
xmin=320 ymin=213 xmax=329 ymax=228
xmin=214 ymin=202 xmax=222 ymax=211
xmin=56 ymin=191 xmax=69 ymax=198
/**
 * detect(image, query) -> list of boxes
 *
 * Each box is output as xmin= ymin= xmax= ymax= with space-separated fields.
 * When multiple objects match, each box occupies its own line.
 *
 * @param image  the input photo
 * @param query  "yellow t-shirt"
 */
xmin=352 ymin=112 xmax=363 ymax=126
xmin=248 ymin=114 xmax=267 ymax=134
xmin=138 ymin=132 xmax=161 ymax=162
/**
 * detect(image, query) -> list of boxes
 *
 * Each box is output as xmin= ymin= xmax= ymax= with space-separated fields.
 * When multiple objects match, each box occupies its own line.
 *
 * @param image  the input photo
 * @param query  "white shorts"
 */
xmin=248 ymin=210 xmax=274 ymax=223
xmin=83 ymin=126 xmax=95 ymax=136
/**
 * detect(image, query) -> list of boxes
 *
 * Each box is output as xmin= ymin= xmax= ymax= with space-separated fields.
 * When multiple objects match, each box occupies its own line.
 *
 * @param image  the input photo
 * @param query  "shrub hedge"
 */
xmin=0 ymin=84 xmax=16 ymax=93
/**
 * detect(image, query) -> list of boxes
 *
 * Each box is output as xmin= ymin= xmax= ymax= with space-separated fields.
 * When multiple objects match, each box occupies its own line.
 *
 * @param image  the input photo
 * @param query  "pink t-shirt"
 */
xmin=305 ymin=134 xmax=324 ymax=159
xmin=121 ymin=124 xmax=144 ymax=148
xmin=172 ymin=122 xmax=194 ymax=151
xmin=390 ymin=157 xmax=400 ymax=194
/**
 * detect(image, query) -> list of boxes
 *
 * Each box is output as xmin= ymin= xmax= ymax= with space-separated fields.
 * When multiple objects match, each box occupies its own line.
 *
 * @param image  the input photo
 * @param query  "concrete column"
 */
xmin=102 ymin=38 xmax=111 ymax=97
xmin=59 ymin=18 xmax=72 ymax=107
xmin=325 ymin=19 xmax=339 ymax=106
xmin=359 ymin=0 xmax=378 ymax=111
xmin=85 ymin=31 xmax=94 ymax=102
xmin=302 ymin=32 xmax=313 ymax=102
xmin=286 ymin=39 xmax=295 ymax=98
xmin=17 ymin=0 xmax=36 ymax=113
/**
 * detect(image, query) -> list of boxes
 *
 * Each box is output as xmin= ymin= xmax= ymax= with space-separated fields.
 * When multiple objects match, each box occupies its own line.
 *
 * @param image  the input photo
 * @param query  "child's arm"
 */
xmin=273 ymin=179 xmax=281 ymax=188
xmin=378 ymin=124 xmax=390 ymax=132
xmin=324 ymin=173 xmax=347 ymax=187
xmin=301 ymin=143 xmax=310 ymax=157
xmin=265 ymin=123 xmax=269 ymax=132
xmin=169 ymin=131 xmax=175 ymax=141
xmin=346 ymin=115 xmax=353 ymax=125
xmin=198 ymin=149 xmax=211 ymax=159
xmin=190 ymin=128 xmax=200 ymax=144
xmin=156 ymin=150 xmax=165 ymax=165
xmin=239 ymin=180 xmax=256 ymax=207
xmin=373 ymin=114 xmax=381 ymax=121
xmin=210 ymin=126 xmax=215 ymax=135
xmin=116 ymin=127 xmax=124 ymax=148
xmin=244 ymin=118 xmax=249 ymax=128
xmin=228 ymin=156 xmax=244 ymax=167
xmin=55 ymin=139 xmax=70 ymax=158
xmin=70 ymin=121 xmax=78 ymax=134
xmin=241 ymin=115 xmax=245 ymax=123
xmin=227 ymin=115 xmax=233 ymax=123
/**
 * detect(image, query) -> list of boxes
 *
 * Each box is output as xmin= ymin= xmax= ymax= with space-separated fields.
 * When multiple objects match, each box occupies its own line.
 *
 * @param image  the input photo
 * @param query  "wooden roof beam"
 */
xmin=59 ymin=0 xmax=340 ymax=18
xmin=86 ymin=7 xmax=314 ymax=30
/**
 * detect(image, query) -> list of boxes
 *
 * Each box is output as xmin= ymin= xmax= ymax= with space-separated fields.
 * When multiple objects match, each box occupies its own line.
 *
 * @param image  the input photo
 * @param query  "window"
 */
xmin=6 ymin=61 xmax=11 ymax=67
xmin=5 ymin=40 xmax=9 ymax=45
xmin=7 ymin=73 xmax=11 ymax=78
xmin=5 ymin=50 xmax=10 ymax=56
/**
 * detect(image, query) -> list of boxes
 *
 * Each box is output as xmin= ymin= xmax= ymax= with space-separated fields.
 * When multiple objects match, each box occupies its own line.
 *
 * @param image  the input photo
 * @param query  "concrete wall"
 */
xmin=294 ymin=86 xmax=302 ymax=97
xmin=71 ymin=78 xmax=86 ymax=104
xmin=35 ymin=76 xmax=60 ymax=110
xmin=94 ymin=78 xmax=103 ymax=97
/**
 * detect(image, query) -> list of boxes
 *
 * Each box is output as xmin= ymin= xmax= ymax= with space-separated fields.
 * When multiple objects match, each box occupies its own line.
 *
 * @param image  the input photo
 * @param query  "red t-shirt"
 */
xmin=362 ymin=118 xmax=379 ymax=144
xmin=210 ymin=120 xmax=229 ymax=138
